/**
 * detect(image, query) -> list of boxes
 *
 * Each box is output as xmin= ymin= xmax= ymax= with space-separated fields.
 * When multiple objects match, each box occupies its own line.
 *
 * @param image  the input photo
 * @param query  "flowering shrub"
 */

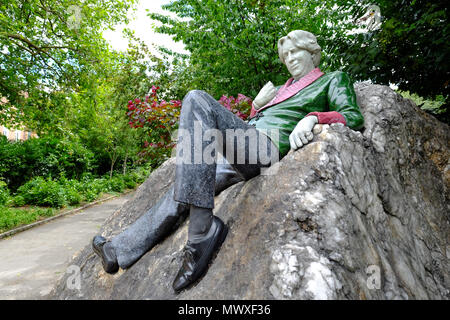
xmin=218 ymin=93 xmax=253 ymax=120
xmin=126 ymin=86 xmax=182 ymax=164
xmin=126 ymin=87 xmax=253 ymax=166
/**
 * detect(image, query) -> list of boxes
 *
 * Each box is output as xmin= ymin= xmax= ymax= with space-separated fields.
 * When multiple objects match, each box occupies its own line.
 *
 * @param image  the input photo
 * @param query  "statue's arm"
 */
xmin=307 ymin=71 xmax=364 ymax=130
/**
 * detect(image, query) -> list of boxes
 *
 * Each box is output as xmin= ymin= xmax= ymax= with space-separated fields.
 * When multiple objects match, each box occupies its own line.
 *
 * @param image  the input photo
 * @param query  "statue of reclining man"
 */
xmin=92 ymin=30 xmax=364 ymax=293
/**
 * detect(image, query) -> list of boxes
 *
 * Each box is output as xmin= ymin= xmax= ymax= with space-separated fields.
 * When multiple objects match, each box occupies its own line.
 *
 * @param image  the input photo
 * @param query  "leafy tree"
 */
xmin=62 ymin=33 xmax=189 ymax=176
xmin=149 ymin=0 xmax=448 ymax=121
xmin=0 ymin=0 xmax=137 ymax=128
xmin=332 ymin=0 xmax=449 ymax=117
xmin=148 ymin=0 xmax=352 ymax=98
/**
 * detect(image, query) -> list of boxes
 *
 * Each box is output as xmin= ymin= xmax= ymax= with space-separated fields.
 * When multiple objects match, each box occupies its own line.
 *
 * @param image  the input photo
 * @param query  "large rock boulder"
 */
xmin=49 ymin=83 xmax=449 ymax=299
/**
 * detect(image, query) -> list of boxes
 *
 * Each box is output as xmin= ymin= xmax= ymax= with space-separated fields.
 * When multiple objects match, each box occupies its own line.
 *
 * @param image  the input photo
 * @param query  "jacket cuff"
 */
xmin=306 ymin=111 xmax=347 ymax=125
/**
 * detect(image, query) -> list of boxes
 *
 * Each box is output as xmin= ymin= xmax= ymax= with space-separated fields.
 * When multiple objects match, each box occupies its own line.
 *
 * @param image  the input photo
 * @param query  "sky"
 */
xmin=103 ymin=0 xmax=188 ymax=55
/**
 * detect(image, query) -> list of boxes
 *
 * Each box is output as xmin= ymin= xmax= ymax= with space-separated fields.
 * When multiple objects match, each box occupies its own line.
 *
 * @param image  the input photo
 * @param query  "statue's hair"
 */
xmin=278 ymin=30 xmax=321 ymax=67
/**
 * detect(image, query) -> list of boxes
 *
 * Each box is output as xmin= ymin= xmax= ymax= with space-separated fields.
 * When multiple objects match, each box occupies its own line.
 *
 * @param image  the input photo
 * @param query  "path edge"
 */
xmin=0 ymin=190 xmax=134 ymax=240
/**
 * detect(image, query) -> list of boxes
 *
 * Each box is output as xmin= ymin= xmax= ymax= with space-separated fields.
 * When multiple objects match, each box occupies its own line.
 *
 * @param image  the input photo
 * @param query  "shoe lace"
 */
xmin=183 ymin=242 xmax=197 ymax=263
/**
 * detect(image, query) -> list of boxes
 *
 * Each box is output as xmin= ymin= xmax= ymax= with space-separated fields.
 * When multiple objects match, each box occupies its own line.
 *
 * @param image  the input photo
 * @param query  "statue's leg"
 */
xmin=171 ymin=89 xmax=279 ymax=291
xmin=105 ymin=89 xmax=276 ymax=273
xmin=110 ymin=185 xmax=187 ymax=269
xmin=174 ymin=90 xmax=279 ymax=209
xmin=109 ymin=161 xmax=245 ymax=270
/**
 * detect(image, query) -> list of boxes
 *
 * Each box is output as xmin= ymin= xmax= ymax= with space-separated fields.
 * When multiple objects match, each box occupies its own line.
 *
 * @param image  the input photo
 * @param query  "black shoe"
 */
xmin=92 ymin=235 xmax=119 ymax=274
xmin=172 ymin=216 xmax=228 ymax=293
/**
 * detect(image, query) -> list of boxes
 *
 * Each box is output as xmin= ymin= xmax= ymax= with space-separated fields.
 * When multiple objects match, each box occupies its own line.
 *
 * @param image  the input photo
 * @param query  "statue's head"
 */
xmin=278 ymin=30 xmax=321 ymax=80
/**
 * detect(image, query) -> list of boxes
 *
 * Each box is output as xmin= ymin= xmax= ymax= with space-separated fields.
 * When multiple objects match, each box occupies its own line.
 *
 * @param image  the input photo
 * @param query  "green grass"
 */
xmin=0 ymin=192 xmax=123 ymax=234
xmin=0 ymin=206 xmax=55 ymax=233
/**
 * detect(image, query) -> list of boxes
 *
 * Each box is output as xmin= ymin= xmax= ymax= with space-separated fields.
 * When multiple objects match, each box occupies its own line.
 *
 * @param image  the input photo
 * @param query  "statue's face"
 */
xmin=281 ymin=38 xmax=315 ymax=80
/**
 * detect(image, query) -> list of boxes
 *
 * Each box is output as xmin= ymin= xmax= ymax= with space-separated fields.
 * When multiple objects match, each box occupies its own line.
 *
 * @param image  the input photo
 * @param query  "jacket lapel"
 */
xmin=250 ymin=68 xmax=325 ymax=118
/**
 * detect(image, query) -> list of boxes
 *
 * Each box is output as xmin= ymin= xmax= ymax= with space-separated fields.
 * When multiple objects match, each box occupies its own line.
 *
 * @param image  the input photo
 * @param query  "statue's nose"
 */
xmin=287 ymin=52 xmax=295 ymax=63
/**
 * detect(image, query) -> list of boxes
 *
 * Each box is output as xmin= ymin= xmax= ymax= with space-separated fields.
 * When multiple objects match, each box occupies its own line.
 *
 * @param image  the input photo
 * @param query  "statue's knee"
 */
xmin=182 ymin=90 xmax=211 ymax=114
xmin=183 ymin=89 xmax=205 ymax=102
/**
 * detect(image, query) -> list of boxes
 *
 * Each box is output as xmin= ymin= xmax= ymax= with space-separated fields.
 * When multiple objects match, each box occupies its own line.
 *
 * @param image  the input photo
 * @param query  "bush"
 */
xmin=0 ymin=136 xmax=95 ymax=191
xmin=218 ymin=94 xmax=253 ymax=120
xmin=132 ymin=166 xmax=151 ymax=184
xmin=58 ymin=176 xmax=82 ymax=205
xmin=0 ymin=181 xmax=11 ymax=206
xmin=16 ymin=177 xmax=67 ymax=208
xmin=12 ymin=195 xmax=26 ymax=207
xmin=106 ymin=176 xmax=126 ymax=193
xmin=8 ymin=165 xmax=148 ymax=209
xmin=126 ymin=86 xmax=181 ymax=167
xmin=81 ymin=178 xmax=107 ymax=201
xmin=122 ymin=174 xmax=137 ymax=189
xmin=65 ymin=187 xmax=82 ymax=206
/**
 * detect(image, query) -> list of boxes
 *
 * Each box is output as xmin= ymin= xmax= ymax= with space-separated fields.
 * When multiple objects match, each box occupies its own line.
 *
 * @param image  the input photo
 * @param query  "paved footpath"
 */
xmin=0 ymin=192 xmax=134 ymax=300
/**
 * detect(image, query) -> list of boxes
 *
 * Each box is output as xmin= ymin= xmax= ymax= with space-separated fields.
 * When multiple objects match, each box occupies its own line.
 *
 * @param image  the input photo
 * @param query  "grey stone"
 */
xmin=48 ymin=84 xmax=449 ymax=300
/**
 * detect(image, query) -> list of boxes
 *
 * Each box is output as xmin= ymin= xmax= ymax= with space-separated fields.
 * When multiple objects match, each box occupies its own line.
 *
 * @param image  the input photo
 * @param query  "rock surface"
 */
xmin=49 ymin=83 xmax=449 ymax=300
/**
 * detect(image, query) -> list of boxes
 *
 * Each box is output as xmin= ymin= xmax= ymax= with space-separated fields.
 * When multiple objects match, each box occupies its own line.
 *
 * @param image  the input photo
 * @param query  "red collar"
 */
xmin=250 ymin=68 xmax=324 ymax=118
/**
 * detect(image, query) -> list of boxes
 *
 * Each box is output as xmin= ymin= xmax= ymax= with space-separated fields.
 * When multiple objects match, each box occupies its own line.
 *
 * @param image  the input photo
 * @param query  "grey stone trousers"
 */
xmin=111 ymin=161 xmax=246 ymax=269
xmin=111 ymin=90 xmax=279 ymax=269
xmin=174 ymin=90 xmax=279 ymax=209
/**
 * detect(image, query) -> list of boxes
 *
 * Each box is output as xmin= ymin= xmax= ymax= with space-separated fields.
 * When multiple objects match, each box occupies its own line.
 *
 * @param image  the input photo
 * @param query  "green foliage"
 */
xmin=148 ymin=0 xmax=350 ymax=98
xmin=0 ymin=180 xmax=11 ymax=206
xmin=126 ymin=165 xmax=152 ymax=184
xmin=121 ymin=174 xmax=137 ymax=189
xmin=398 ymin=90 xmax=445 ymax=113
xmin=0 ymin=165 xmax=150 ymax=233
xmin=106 ymin=176 xmax=126 ymax=193
xmin=16 ymin=177 xmax=68 ymax=208
xmin=323 ymin=0 xmax=449 ymax=113
xmin=0 ymin=206 xmax=54 ymax=233
xmin=12 ymin=195 xmax=25 ymax=207
xmin=78 ymin=176 xmax=107 ymax=202
xmin=0 ymin=135 xmax=95 ymax=191
xmin=0 ymin=3 xmax=159 ymax=178
xmin=58 ymin=176 xmax=82 ymax=206
xmin=59 ymin=35 xmax=180 ymax=177
xmin=398 ymin=90 xmax=448 ymax=122
xmin=11 ymin=166 xmax=148 ymax=208
xmin=149 ymin=0 xmax=448 ymax=119
xmin=0 ymin=0 xmax=138 ymax=127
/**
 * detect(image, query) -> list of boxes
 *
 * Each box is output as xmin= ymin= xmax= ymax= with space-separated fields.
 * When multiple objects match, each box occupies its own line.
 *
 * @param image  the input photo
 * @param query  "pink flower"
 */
xmin=1 ymin=96 xmax=9 ymax=105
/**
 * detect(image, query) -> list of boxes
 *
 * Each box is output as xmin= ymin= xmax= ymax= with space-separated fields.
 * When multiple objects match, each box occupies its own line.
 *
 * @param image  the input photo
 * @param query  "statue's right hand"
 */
xmin=253 ymin=81 xmax=277 ymax=110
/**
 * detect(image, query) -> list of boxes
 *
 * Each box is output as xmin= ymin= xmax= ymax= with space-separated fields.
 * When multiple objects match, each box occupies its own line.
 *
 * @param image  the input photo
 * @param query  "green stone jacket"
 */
xmin=247 ymin=70 xmax=364 ymax=157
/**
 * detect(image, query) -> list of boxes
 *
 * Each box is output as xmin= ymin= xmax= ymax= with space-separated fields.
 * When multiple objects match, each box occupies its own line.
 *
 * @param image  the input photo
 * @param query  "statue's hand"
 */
xmin=289 ymin=116 xmax=318 ymax=150
xmin=253 ymin=81 xmax=277 ymax=109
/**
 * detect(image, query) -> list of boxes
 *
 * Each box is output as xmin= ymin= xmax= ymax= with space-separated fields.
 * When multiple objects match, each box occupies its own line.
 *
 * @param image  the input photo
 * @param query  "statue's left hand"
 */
xmin=289 ymin=116 xmax=318 ymax=150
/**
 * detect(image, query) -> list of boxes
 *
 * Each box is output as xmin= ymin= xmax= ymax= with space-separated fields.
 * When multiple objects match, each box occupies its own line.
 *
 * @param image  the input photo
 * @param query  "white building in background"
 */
xmin=1 ymin=94 xmax=37 ymax=142
xmin=0 ymin=125 xmax=37 ymax=142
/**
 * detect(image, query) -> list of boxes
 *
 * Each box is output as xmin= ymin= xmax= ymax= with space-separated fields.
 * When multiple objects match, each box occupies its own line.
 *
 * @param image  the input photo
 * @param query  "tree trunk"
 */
xmin=109 ymin=149 xmax=117 ymax=179
xmin=122 ymin=152 xmax=128 ymax=175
